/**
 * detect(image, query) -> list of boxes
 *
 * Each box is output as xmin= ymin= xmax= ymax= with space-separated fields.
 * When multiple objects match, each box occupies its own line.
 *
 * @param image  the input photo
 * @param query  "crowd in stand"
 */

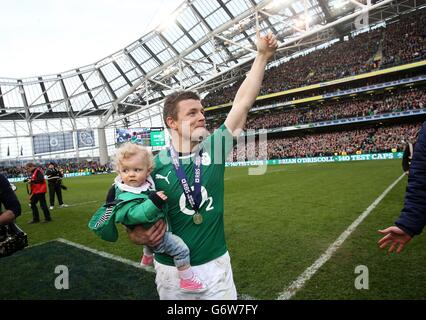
xmin=207 ymin=87 xmax=426 ymax=131
xmin=247 ymin=68 xmax=425 ymax=109
xmin=203 ymin=9 xmax=426 ymax=108
xmin=0 ymin=160 xmax=111 ymax=179
xmin=204 ymin=29 xmax=381 ymax=107
xmin=244 ymin=88 xmax=426 ymax=130
xmin=228 ymin=122 xmax=422 ymax=161
xmin=381 ymin=10 xmax=426 ymax=67
xmin=1 ymin=122 xmax=422 ymax=177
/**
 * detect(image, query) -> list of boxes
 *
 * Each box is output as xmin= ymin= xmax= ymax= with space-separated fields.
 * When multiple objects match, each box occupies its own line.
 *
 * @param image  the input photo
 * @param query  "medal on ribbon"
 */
xmin=170 ymin=145 xmax=203 ymax=225
xmin=192 ymin=212 xmax=203 ymax=225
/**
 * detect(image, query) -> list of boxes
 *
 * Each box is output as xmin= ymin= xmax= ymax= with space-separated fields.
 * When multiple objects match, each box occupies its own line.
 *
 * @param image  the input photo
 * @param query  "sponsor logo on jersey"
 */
xmin=155 ymin=171 xmax=171 ymax=185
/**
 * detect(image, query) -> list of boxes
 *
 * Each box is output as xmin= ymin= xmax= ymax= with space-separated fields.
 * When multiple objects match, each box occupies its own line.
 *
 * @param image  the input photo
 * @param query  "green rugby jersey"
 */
xmin=153 ymin=124 xmax=235 ymax=266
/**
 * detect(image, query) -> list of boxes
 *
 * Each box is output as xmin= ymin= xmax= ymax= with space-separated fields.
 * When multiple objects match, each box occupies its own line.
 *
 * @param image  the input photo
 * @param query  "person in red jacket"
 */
xmin=25 ymin=163 xmax=52 ymax=224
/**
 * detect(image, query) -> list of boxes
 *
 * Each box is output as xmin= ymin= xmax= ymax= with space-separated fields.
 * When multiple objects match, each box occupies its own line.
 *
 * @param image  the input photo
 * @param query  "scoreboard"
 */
xmin=115 ymin=127 xmax=165 ymax=147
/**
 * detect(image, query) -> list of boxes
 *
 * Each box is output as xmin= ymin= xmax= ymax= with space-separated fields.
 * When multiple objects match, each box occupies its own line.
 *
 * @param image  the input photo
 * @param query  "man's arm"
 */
xmin=378 ymin=122 xmax=426 ymax=253
xmin=224 ymin=32 xmax=277 ymax=136
xmin=0 ymin=174 xmax=21 ymax=226
xmin=395 ymin=125 xmax=426 ymax=236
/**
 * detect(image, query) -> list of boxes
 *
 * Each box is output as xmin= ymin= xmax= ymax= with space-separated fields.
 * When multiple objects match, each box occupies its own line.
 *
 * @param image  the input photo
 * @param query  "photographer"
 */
xmin=25 ymin=163 xmax=52 ymax=223
xmin=45 ymin=162 xmax=68 ymax=210
xmin=0 ymin=173 xmax=21 ymax=226
xmin=1 ymin=173 xmax=29 ymax=258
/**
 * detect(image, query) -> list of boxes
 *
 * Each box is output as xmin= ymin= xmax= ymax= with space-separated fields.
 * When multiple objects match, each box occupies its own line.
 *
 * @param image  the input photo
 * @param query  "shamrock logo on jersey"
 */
xmin=201 ymin=152 xmax=211 ymax=166
xmin=179 ymin=186 xmax=214 ymax=216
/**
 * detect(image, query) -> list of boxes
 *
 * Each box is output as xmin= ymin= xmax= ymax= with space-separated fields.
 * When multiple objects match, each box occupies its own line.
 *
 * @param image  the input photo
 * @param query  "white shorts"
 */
xmin=153 ymin=251 xmax=237 ymax=300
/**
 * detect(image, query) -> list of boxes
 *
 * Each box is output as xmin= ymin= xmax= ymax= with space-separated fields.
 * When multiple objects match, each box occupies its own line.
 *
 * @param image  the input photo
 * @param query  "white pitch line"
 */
xmin=67 ymin=200 xmax=100 ymax=208
xmin=277 ymin=173 xmax=405 ymax=300
xmin=238 ymin=293 xmax=257 ymax=300
xmin=55 ymin=238 xmax=155 ymax=273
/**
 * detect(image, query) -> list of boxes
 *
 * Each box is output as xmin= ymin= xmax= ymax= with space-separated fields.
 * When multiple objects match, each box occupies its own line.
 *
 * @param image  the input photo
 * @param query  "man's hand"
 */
xmin=377 ymin=226 xmax=412 ymax=253
xmin=0 ymin=210 xmax=16 ymax=226
xmin=256 ymin=31 xmax=278 ymax=60
xmin=127 ymin=219 xmax=166 ymax=247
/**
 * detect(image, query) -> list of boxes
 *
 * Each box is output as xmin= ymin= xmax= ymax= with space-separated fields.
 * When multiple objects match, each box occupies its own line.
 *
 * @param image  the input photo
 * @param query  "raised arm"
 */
xmin=224 ymin=31 xmax=277 ymax=136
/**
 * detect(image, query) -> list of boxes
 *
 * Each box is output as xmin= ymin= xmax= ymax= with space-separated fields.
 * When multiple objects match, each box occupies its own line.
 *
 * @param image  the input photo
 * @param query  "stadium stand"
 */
xmin=203 ymin=9 xmax=426 ymax=107
xmin=202 ymin=8 xmax=426 ymax=164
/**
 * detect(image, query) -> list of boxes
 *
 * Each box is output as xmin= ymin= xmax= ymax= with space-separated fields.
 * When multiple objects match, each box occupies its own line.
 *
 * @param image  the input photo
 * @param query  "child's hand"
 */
xmin=156 ymin=191 xmax=168 ymax=201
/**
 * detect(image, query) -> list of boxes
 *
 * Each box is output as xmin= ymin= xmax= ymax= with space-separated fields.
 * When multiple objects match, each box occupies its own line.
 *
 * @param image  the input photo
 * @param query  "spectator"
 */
xmin=402 ymin=140 xmax=416 ymax=175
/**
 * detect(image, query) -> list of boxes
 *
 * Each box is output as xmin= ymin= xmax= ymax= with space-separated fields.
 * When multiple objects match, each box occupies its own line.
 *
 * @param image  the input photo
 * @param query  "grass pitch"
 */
xmin=2 ymin=159 xmax=425 ymax=300
xmin=1 ymin=241 xmax=158 ymax=299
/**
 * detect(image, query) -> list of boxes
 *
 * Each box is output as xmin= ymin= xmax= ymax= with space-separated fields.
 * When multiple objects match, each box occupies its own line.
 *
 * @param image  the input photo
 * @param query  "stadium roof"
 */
xmin=0 ymin=0 xmax=423 ymax=131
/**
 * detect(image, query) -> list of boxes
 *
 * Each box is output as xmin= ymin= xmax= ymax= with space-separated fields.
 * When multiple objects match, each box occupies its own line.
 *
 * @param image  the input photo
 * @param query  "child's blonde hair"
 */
xmin=113 ymin=142 xmax=154 ymax=173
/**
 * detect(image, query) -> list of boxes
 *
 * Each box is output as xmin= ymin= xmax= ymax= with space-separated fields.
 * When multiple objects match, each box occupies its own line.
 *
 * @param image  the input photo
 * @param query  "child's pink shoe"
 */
xmin=140 ymin=255 xmax=153 ymax=266
xmin=180 ymin=274 xmax=207 ymax=293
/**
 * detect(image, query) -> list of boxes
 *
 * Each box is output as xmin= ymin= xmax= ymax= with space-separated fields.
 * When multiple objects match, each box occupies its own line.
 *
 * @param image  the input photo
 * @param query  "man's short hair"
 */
xmin=25 ymin=162 xmax=35 ymax=169
xmin=163 ymin=91 xmax=201 ymax=128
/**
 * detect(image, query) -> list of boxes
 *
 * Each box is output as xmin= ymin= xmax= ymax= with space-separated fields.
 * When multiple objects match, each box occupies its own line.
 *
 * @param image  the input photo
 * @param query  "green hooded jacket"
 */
xmin=88 ymin=186 xmax=166 ymax=242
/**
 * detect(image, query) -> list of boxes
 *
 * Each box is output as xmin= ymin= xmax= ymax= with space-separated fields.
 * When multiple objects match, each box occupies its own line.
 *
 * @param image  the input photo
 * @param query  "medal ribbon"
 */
xmin=170 ymin=145 xmax=203 ymax=213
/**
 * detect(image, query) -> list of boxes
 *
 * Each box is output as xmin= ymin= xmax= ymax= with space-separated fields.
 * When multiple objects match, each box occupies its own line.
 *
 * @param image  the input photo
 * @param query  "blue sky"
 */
xmin=0 ymin=0 xmax=183 ymax=78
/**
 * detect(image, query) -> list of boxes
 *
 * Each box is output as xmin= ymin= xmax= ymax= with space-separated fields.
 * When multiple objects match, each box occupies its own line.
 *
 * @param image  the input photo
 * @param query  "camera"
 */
xmin=0 ymin=223 xmax=28 ymax=258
